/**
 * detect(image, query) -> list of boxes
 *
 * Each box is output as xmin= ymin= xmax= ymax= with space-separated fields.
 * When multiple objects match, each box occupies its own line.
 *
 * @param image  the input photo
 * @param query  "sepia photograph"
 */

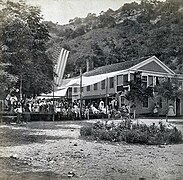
xmin=0 ymin=0 xmax=183 ymax=179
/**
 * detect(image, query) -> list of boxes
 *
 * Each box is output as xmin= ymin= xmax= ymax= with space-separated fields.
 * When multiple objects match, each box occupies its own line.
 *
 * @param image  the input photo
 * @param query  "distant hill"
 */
xmin=45 ymin=0 xmax=183 ymax=77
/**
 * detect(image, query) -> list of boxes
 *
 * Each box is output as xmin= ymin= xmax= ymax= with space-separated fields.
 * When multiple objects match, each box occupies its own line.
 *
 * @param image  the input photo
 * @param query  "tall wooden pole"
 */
xmin=52 ymin=72 xmax=55 ymax=121
xmin=80 ymin=68 xmax=82 ymax=119
xmin=105 ymin=77 xmax=108 ymax=115
xmin=20 ymin=75 xmax=23 ymax=101
xmin=86 ymin=59 xmax=89 ymax=72
xmin=20 ymin=74 xmax=23 ymax=113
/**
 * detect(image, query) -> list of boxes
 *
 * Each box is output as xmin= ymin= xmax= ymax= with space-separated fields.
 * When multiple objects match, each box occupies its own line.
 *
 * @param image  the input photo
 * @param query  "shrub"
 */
xmin=167 ymin=127 xmax=182 ymax=143
xmin=80 ymin=120 xmax=183 ymax=145
xmin=98 ymin=129 xmax=111 ymax=141
xmin=80 ymin=126 xmax=92 ymax=136
xmin=93 ymin=121 xmax=105 ymax=130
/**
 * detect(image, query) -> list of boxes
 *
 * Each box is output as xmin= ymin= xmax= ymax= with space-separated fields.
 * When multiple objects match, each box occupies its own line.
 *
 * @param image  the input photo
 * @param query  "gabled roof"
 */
xmin=83 ymin=56 xmax=175 ymax=77
xmin=130 ymin=56 xmax=175 ymax=75
xmin=83 ymin=56 xmax=151 ymax=77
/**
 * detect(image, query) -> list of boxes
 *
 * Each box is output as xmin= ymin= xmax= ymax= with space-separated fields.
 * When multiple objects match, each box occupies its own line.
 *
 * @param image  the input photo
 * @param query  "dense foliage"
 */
xmin=154 ymin=76 xmax=182 ymax=103
xmin=46 ymin=0 xmax=183 ymax=77
xmin=125 ymin=71 xmax=154 ymax=108
xmin=0 ymin=0 xmax=54 ymax=98
xmin=80 ymin=121 xmax=182 ymax=145
xmin=0 ymin=64 xmax=18 ymax=99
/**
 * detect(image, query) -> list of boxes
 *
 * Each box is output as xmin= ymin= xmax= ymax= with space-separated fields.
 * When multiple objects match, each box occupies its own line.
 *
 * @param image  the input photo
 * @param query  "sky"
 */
xmin=24 ymin=0 xmax=139 ymax=25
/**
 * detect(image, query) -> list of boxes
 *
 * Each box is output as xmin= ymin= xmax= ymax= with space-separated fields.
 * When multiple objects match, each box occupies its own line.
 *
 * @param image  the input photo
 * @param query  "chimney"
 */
xmin=86 ymin=59 xmax=89 ymax=72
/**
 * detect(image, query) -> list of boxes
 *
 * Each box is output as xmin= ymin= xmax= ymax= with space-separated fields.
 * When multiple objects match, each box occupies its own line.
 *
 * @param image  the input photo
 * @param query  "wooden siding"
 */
xmin=138 ymin=61 xmax=168 ymax=74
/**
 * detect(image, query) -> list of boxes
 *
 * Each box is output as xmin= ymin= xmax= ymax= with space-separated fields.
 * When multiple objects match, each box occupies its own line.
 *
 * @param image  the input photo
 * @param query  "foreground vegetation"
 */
xmin=80 ymin=120 xmax=182 ymax=145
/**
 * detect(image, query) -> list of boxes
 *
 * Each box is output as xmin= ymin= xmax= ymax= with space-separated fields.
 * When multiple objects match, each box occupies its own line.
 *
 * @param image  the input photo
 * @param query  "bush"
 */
xmin=167 ymin=127 xmax=182 ymax=143
xmin=125 ymin=130 xmax=149 ymax=144
xmin=80 ymin=120 xmax=182 ymax=145
xmin=80 ymin=126 xmax=93 ymax=136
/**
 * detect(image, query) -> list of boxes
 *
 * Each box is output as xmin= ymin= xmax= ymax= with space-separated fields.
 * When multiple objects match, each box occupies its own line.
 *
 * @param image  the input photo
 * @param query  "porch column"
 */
xmin=128 ymin=71 xmax=131 ymax=91
xmin=153 ymin=76 xmax=156 ymax=87
xmin=174 ymin=99 xmax=177 ymax=116
xmin=114 ymin=75 xmax=117 ymax=93
xmin=128 ymin=71 xmax=130 ymax=82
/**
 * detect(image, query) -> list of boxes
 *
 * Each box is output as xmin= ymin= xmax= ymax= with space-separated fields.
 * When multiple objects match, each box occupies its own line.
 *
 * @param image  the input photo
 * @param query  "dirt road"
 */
xmin=0 ymin=120 xmax=182 ymax=180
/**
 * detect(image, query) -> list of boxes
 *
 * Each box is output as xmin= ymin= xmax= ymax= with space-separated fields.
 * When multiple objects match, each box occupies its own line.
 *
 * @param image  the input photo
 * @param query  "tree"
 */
xmin=154 ymin=76 xmax=181 ymax=120
xmin=98 ymin=12 xmax=116 ymax=28
xmin=125 ymin=72 xmax=153 ymax=119
xmin=91 ymin=42 xmax=106 ymax=68
xmin=0 ymin=64 xmax=18 ymax=98
xmin=122 ymin=2 xmax=140 ymax=17
xmin=0 ymin=0 xmax=54 ymax=98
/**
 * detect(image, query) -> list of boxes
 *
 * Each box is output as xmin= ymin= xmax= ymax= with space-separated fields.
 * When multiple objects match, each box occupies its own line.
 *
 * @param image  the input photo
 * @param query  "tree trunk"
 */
xmin=134 ymin=109 xmax=136 ymax=120
xmin=166 ymin=99 xmax=169 ymax=122
xmin=0 ymin=113 xmax=2 ymax=124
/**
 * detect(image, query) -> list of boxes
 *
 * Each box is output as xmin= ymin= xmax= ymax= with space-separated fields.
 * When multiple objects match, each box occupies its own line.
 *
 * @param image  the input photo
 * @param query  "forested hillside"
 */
xmin=45 ymin=0 xmax=183 ymax=77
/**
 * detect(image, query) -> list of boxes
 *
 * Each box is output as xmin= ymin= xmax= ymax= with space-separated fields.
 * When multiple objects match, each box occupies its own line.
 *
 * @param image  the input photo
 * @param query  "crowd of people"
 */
xmin=4 ymin=91 xmax=130 ymax=122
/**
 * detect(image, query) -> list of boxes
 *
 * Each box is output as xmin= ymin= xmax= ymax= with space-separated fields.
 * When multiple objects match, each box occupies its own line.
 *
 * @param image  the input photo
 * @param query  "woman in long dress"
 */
xmin=167 ymin=104 xmax=175 ymax=116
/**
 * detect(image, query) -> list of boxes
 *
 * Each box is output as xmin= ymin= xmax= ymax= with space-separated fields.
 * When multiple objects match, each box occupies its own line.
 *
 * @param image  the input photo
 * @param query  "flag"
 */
xmin=54 ymin=48 xmax=70 ymax=86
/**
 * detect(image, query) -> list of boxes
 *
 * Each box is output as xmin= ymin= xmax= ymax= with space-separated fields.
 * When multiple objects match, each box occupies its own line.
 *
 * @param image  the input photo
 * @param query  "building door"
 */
xmin=176 ymin=98 xmax=181 ymax=116
xmin=0 ymin=100 xmax=4 ymax=112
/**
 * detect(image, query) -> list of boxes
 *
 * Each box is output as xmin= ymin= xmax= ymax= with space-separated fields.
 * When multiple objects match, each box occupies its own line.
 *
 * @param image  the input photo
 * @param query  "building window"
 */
xmin=101 ymin=80 xmax=105 ymax=89
xmin=0 ymin=100 xmax=4 ymax=111
xmin=117 ymin=75 xmax=123 ymax=85
xmin=121 ymin=96 xmax=125 ymax=105
xmin=123 ymin=74 xmax=128 ymax=85
xmin=159 ymin=97 xmax=162 ymax=108
xmin=178 ymin=81 xmax=183 ymax=90
xmin=74 ymin=87 xmax=77 ymax=93
xmin=87 ymin=85 xmax=90 ymax=91
xmin=156 ymin=77 xmax=160 ymax=85
xmin=130 ymin=73 xmax=134 ymax=81
xmin=142 ymin=76 xmax=147 ymax=87
xmin=109 ymin=77 xmax=114 ymax=88
xmin=148 ymin=76 xmax=153 ymax=86
xmin=68 ymin=87 xmax=72 ymax=98
xmin=94 ymin=83 xmax=98 ymax=90
xmin=142 ymin=96 xmax=148 ymax=108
